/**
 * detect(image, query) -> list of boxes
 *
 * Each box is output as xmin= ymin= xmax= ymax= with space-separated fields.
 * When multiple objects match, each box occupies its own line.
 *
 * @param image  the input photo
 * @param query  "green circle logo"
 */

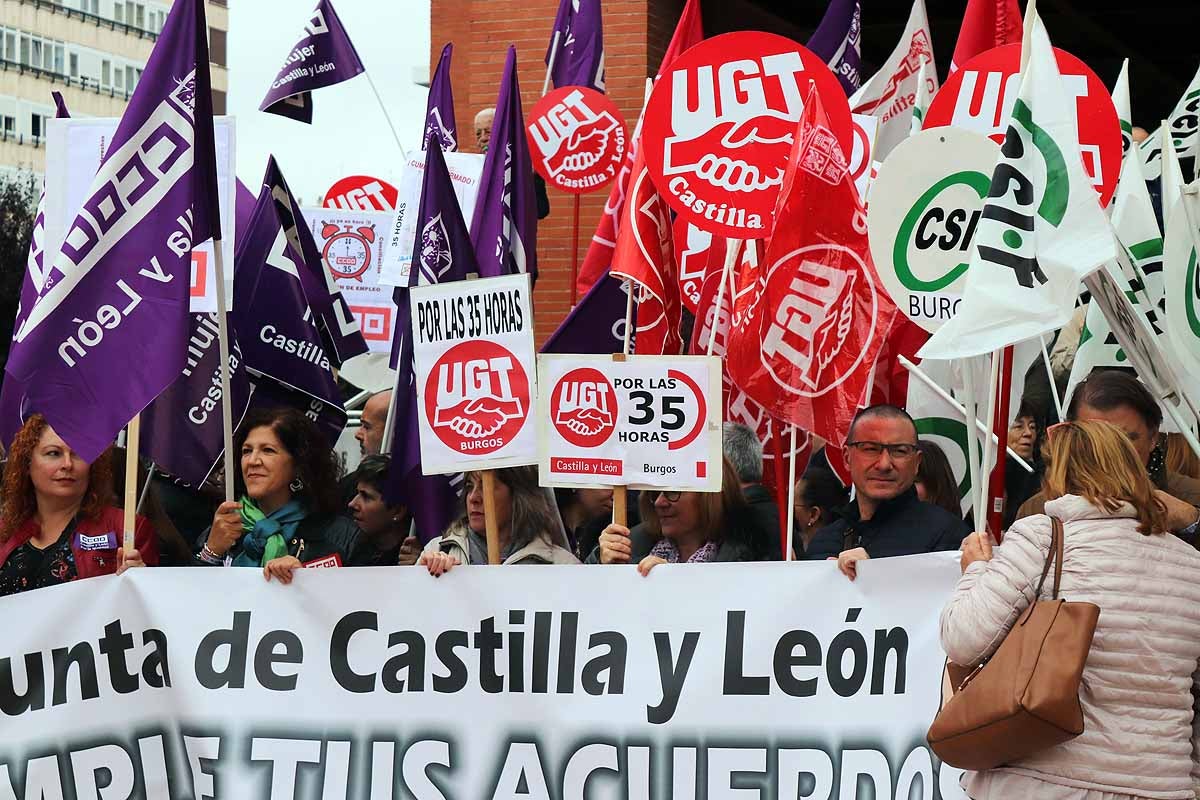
xmin=893 ymin=170 xmax=991 ymax=292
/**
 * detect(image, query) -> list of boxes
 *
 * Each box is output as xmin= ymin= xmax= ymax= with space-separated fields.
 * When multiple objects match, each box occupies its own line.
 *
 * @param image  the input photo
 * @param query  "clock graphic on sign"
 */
xmin=320 ymin=223 xmax=376 ymax=281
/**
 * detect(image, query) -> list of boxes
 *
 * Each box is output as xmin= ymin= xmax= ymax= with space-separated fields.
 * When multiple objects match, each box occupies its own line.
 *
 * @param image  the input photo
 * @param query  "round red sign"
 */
xmin=550 ymin=367 xmax=617 ymax=448
xmin=923 ymin=43 xmax=1122 ymax=207
xmin=641 ymin=31 xmax=853 ymax=239
xmin=423 ymin=340 xmax=530 ymax=455
xmin=527 ymin=87 xmax=628 ymax=195
xmin=323 ymin=175 xmax=399 ymax=211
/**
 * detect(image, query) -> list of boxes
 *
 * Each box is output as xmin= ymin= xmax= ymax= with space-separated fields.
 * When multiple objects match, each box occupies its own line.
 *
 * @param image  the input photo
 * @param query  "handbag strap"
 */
xmin=1023 ymin=517 xmax=1065 ymax=624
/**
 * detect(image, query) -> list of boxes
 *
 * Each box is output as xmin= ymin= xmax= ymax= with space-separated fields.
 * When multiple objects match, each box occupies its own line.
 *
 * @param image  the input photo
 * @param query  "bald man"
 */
xmin=355 ymin=390 xmax=392 ymax=457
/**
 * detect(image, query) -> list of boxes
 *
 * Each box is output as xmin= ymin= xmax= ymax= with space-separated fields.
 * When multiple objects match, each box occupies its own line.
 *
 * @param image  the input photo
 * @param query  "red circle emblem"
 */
xmin=323 ymin=175 xmax=399 ymax=211
xmin=527 ymin=87 xmax=628 ymax=195
xmin=423 ymin=340 xmax=530 ymax=455
xmin=923 ymin=43 xmax=1121 ymax=207
xmin=641 ymin=31 xmax=853 ymax=238
xmin=550 ymin=368 xmax=617 ymax=448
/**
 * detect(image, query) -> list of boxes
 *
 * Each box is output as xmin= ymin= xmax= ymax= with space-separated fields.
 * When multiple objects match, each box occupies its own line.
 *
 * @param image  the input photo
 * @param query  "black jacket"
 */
xmin=194 ymin=512 xmax=361 ymax=566
xmin=742 ymin=483 xmax=782 ymax=557
xmin=805 ymin=488 xmax=968 ymax=560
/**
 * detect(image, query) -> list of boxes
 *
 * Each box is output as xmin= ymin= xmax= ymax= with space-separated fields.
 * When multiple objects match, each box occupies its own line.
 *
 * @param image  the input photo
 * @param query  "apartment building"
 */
xmin=0 ymin=0 xmax=228 ymax=177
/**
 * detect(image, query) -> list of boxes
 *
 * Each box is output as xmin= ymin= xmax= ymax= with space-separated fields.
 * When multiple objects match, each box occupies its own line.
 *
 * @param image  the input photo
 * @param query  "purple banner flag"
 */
xmin=261 ymin=157 xmax=367 ymax=366
xmin=541 ymin=273 xmax=629 ymax=354
xmin=807 ymin=0 xmax=862 ymax=95
xmin=4 ymin=0 xmax=220 ymax=462
xmin=546 ymin=0 xmax=605 ymax=93
xmin=246 ymin=376 xmax=347 ymax=452
xmin=423 ymin=43 xmax=458 ymax=152
xmin=234 ymin=178 xmax=257 ymax=251
xmin=140 ymin=312 xmax=251 ymax=487
xmin=259 ymin=0 xmax=365 ymax=123
xmin=469 ymin=46 xmax=539 ymax=282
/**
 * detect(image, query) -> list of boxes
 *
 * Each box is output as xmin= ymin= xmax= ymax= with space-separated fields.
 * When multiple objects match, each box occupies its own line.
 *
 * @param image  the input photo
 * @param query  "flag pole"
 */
xmin=136 ymin=463 xmax=156 ymax=515
xmin=570 ymin=195 xmax=581 ymax=306
xmin=978 ymin=349 xmax=1002 ymax=532
xmin=364 ymin=72 xmax=409 ymax=162
xmin=122 ymin=414 xmax=140 ymax=552
xmin=380 ymin=364 xmax=402 ymax=455
xmin=1038 ymin=334 xmax=1064 ymax=419
xmin=770 ymin=418 xmax=788 ymax=558
xmin=611 ymin=282 xmax=635 ymax=529
xmin=212 ymin=240 xmax=236 ymax=503
xmin=542 ymin=31 xmax=561 ymax=97
xmin=784 ymin=424 xmax=799 ymax=562
xmin=962 ymin=356 xmax=984 ymax=534
xmin=986 ymin=346 xmax=1014 ymax=539
xmin=706 ymin=239 xmax=741 ymax=356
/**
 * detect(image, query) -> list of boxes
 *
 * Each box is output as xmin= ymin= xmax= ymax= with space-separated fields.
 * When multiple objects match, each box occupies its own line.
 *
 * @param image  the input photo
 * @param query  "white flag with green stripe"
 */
xmin=1138 ymin=61 xmax=1200 ymax=181
xmin=1110 ymin=59 xmax=1133 ymax=158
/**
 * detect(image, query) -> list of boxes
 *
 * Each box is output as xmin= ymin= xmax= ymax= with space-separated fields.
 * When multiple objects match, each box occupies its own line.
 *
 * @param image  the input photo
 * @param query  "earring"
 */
xmin=290 ymin=477 xmax=304 ymax=492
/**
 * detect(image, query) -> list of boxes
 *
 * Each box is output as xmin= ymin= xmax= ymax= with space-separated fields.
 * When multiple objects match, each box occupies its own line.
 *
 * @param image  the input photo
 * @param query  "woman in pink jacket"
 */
xmin=941 ymin=420 xmax=1200 ymax=800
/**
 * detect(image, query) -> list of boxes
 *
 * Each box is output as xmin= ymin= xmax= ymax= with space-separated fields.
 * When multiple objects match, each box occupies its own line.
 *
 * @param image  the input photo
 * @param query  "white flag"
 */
xmin=919 ymin=10 xmax=1115 ymax=360
xmin=1138 ymin=60 xmax=1200 ymax=181
xmin=910 ymin=58 xmax=935 ymax=136
xmin=1110 ymin=59 xmax=1133 ymax=158
xmin=1162 ymin=186 xmax=1200 ymax=386
xmin=850 ymin=0 xmax=936 ymax=161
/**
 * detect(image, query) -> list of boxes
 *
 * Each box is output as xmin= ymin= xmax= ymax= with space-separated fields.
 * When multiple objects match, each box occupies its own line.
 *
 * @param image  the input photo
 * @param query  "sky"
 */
xmin=227 ymin=0 xmax=431 ymax=205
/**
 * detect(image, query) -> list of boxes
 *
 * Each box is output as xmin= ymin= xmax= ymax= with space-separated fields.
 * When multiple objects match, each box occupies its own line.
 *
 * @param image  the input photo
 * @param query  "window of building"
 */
xmin=114 ymin=67 xmax=124 ymax=92
xmin=125 ymin=65 xmax=135 ymax=91
xmin=135 ymin=4 xmax=144 ymax=29
xmin=114 ymin=3 xmax=123 ymax=22
xmin=69 ymin=52 xmax=78 ymax=77
xmin=53 ymin=43 xmax=64 ymax=74
xmin=209 ymin=27 xmax=226 ymax=67
xmin=2 ymin=116 xmax=14 ymax=137
xmin=31 ymin=113 xmax=45 ymax=140
xmin=101 ymin=59 xmax=110 ymax=87
xmin=6 ymin=34 xmax=15 ymax=64
xmin=211 ymin=89 xmax=226 ymax=116
xmin=30 ymin=39 xmax=40 ymax=69
xmin=19 ymin=35 xmax=28 ymax=66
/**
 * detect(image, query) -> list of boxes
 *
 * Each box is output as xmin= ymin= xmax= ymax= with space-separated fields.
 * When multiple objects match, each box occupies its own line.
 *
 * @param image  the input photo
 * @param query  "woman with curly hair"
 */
xmin=0 ymin=414 xmax=157 ymax=596
xmin=196 ymin=407 xmax=359 ymax=575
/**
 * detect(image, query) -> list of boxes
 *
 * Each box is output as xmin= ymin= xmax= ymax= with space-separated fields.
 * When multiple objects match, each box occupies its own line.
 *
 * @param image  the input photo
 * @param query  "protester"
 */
xmin=807 ymin=405 xmax=968 ymax=578
xmin=0 ymin=414 xmax=156 ymax=595
xmin=346 ymin=456 xmax=420 ymax=567
xmin=555 ymin=486 xmax=615 ymax=562
xmin=914 ymin=440 xmax=960 ymax=517
xmin=1165 ymin=431 xmax=1200 ymax=479
xmin=1014 ymin=370 xmax=1200 ymax=541
xmin=197 ymin=408 xmax=358 ymax=568
xmin=592 ymin=458 xmax=776 ymax=572
xmin=722 ymin=422 xmax=780 ymax=554
xmin=418 ymin=466 xmax=577 ymax=573
xmin=1006 ymin=405 xmax=1039 ymax=462
xmin=940 ymin=420 xmax=1200 ymax=799
xmin=792 ymin=468 xmax=849 ymax=556
xmin=354 ymin=390 xmax=391 ymax=458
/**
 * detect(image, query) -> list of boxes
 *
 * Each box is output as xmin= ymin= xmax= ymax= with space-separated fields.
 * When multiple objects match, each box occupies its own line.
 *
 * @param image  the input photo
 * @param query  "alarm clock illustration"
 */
xmin=321 ymin=223 xmax=376 ymax=281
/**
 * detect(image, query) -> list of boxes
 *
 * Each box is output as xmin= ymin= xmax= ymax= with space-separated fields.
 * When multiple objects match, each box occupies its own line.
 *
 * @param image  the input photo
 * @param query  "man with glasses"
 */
xmin=807 ymin=405 xmax=969 ymax=578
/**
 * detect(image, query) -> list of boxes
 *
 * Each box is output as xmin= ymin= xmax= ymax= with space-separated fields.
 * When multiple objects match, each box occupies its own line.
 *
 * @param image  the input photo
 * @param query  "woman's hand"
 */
xmin=598 ymin=524 xmax=632 ymax=564
xmin=263 ymin=556 xmax=302 ymax=584
xmin=205 ymin=500 xmax=243 ymax=557
xmin=418 ymin=550 xmax=460 ymax=577
xmin=837 ymin=547 xmax=869 ymax=581
xmin=116 ymin=547 xmax=144 ymax=575
xmin=637 ymin=555 xmax=667 ymax=576
xmin=960 ymin=531 xmax=994 ymax=573
xmin=397 ymin=535 xmax=421 ymax=566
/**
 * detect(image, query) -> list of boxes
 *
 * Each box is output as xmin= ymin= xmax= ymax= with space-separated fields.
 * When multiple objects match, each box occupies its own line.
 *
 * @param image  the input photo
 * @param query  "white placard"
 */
xmin=538 ymin=354 xmax=723 ymax=491
xmin=380 ymin=150 xmax=485 ymax=287
xmin=410 ymin=273 xmax=537 ymax=473
xmin=44 ymin=116 xmax=237 ymax=312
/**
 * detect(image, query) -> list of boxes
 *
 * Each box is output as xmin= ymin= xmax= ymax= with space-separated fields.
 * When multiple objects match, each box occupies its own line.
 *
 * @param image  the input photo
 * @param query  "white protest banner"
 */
xmin=868 ymin=127 xmax=1000 ymax=331
xmin=538 ymin=353 xmax=722 ymax=491
xmin=0 ymin=556 xmax=970 ymax=800
xmin=44 ymin=116 xmax=237 ymax=313
xmin=302 ymin=206 xmax=396 ymax=354
xmin=380 ymin=150 xmax=484 ymax=286
xmin=410 ymin=273 xmax=536 ymax=473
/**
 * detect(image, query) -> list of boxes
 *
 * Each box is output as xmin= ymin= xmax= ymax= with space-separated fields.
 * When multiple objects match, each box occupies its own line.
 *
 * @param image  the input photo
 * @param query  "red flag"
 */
xmin=576 ymin=0 xmax=703 ymax=297
xmin=610 ymin=148 xmax=681 ymax=355
xmin=726 ymin=87 xmax=897 ymax=448
xmin=950 ymin=0 xmax=1021 ymax=72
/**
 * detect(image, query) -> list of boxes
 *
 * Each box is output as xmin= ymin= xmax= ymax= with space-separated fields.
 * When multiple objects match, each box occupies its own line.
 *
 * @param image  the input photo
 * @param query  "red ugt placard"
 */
xmin=527 ymin=86 xmax=628 ymax=194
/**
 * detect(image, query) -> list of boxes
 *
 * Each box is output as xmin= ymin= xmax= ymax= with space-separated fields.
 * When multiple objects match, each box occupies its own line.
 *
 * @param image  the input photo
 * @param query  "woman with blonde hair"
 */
xmin=940 ymin=420 xmax=1200 ymax=799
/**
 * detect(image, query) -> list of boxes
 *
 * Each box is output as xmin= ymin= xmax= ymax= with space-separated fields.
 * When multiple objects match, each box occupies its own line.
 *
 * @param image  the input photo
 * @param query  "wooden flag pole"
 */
xmin=211 ymin=239 xmax=236 ymax=503
xmin=784 ymin=424 xmax=800 ymax=562
xmin=482 ymin=470 xmax=502 ymax=564
xmin=122 ymin=414 xmax=140 ymax=552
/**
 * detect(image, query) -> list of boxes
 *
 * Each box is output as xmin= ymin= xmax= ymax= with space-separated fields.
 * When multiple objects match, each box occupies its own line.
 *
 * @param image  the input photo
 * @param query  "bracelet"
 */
xmin=199 ymin=545 xmax=225 ymax=565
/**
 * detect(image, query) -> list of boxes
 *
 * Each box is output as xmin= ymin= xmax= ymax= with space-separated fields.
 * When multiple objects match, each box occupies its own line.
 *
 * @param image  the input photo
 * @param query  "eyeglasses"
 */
xmin=846 ymin=441 xmax=919 ymax=460
xmin=657 ymin=491 xmax=682 ymax=502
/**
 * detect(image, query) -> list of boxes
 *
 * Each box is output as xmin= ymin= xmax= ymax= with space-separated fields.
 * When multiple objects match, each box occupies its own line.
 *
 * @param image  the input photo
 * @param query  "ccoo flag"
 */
xmin=546 ymin=0 xmax=605 ymax=93
xmin=806 ymin=0 xmax=862 ymax=96
xmin=423 ymin=43 xmax=458 ymax=152
xmin=920 ymin=5 xmax=1116 ymax=360
xmin=4 ymin=0 xmax=220 ymax=462
xmin=470 ymin=46 xmax=539 ymax=282
xmin=950 ymin=0 xmax=1022 ymax=72
xmin=726 ymin=87 xmax=897 ymax=447
xmin=259 ymin=0 xmax=365 ymax=123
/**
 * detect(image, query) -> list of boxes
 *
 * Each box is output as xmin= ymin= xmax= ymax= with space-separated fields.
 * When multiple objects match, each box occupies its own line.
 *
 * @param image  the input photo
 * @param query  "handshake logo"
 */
xmin=529 ymin=89 xmax=624 ymax=191
xmin=551 ymin=368 xmax=617 ymax=448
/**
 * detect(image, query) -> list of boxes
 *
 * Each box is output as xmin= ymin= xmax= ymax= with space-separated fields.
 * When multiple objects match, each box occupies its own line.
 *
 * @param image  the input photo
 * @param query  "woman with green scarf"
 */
xmin=195 ymin=408 xmax=359 ymax=569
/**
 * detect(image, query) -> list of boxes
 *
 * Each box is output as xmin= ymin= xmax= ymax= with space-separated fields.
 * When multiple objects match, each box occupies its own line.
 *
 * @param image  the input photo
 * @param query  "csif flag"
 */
xmin=4 ymin=0 xmax=220 ymax=462
xmin=1111 ymin=59 xmax=1133 ymax=158
xmin=726 ymin=86 xmax=897 ymax=447
xmin=259 ymin=0 xmax=365 ymax=123
xmin=806 ymin=0 xmax=862 ymax=96
xmin=470 ymin=46 xmax=538 ymax=282
xmin=423 ymin=43 xmax=458 ymax=152
xmin=950 ymin=0 xmax=1022 ymax=72
xmin=546 ymin=0 xmax=605 ymax=93
xmin=1138 ymin=60 xmax=1200 ymax=181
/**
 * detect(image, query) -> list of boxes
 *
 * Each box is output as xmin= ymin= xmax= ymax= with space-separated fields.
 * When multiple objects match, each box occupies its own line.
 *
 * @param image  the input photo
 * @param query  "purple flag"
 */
xmin=807 ymin=0 xmax=862 ymax=95
xmin=234 ymin=178 xmax=257 ymax=251
xmin=469 ymin=46 xmax=539 ymax=282
xmin=246 ymin=376 xmax=346 ymax=451
xmin=4 ymin=0 xmax=220 ymax=462
xmin=423 ymin=43 xmax=458 ymax=152
xmin=262 ymin=157 xmax=367 ymax=366
xmin=140 ymin=312 xmax=251 ymax=486
xmin=259 ymin=0 xmax=365 ymax=123
xmin=541 ymin=273 xmax=629 ymax=354
xmin=546 ymin=0 xmax=605 ymax=93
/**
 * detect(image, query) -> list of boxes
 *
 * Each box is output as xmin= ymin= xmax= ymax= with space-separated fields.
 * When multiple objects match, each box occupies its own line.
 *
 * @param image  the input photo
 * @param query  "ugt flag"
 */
xmin=920 ymin=8 xmax=1116 ymax=360
xmin=806 ymin=0 xmax=862 ymax=96
xmin=726 ymin=86 xmax=897 ymax=448
xmin=4 ymin=0 xmax=219 ymax=462
xmin=259 ymin=0 xmax=365 ymax=123
xmin=950 ymin=0 xmax=1022 ymax=72
xmin=546 ymin=0 xmax=605 ymax=93
xmin=423 ymin=43 xmax=458 ymax=152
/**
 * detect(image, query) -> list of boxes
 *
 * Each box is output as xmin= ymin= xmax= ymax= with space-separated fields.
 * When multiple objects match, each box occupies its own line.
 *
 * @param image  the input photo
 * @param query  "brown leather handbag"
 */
xmin=927 ymin=517 xmax=1100 ymax=771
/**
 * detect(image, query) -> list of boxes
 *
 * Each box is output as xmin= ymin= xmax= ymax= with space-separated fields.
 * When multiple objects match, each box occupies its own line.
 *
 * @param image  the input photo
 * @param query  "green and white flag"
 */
xmin=919 ymin=7 xmax=1115 ymax=360
xmin=910 ymin=58 xmax=935 ymax=136
xmin=1162 ymin=184 xmax=1200 ymax=389
xmin=1138 ymin=60 xmax=1200 ymax=181
xmin=1111 ymin=59 xmax=1133 ymax=158
xmin=1161 ymin=126 xmax=1187 ymax=234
